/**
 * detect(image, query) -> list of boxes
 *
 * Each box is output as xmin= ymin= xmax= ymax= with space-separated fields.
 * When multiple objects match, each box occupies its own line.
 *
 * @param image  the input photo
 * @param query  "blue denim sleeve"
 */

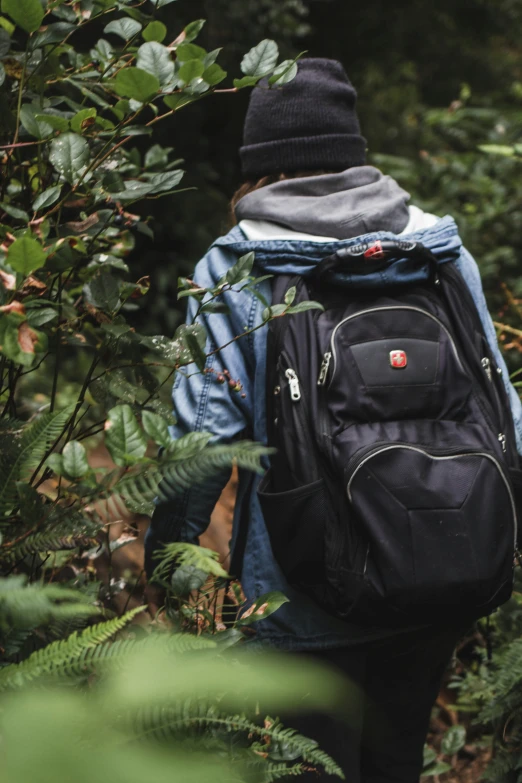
xmin=455 ymin=247 xmax=522 ymax=455
xmin=144 ymin=247 xmax=258 ymax=576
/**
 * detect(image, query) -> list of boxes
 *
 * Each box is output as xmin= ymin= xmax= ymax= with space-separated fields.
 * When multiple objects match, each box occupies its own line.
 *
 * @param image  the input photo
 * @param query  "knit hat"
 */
xmin=240 ymin=58 xmax=367 ymax=179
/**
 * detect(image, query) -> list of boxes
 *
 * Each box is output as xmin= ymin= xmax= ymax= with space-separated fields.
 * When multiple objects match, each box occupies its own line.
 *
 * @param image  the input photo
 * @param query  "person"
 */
xmin=145 ymin=58 xmax=522 ymax=782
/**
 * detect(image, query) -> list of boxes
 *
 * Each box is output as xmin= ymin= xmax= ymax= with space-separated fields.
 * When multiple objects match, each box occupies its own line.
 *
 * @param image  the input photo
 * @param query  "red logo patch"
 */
xmin=390 ymin=350 xmax=407 ymax=369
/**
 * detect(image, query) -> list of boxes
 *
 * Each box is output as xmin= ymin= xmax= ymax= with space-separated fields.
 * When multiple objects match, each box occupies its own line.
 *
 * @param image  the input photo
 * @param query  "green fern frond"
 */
xmin=130 ymin=706 xmax=343 ymax=779
xmin=0 ymin=606 xmax=144 ymax=691
xmin=0 ymin=576 xmax=99 ymax=636
xmin=115 ymin=441 xmax=270 ymax=514
xmin=152 ymin=542 xmax=228 ymax=584
xmin=264 ymin=763 xmax=307 ymax=781
xmin=0 ymin=533 xmax=98 ymax=563
xmin=0 ymin=407 xmax=73 ymax=518
xmin=158 ymin=441 xmax=271 ymax=499
xmin=480 ymin=638 xmax=522 ymax=723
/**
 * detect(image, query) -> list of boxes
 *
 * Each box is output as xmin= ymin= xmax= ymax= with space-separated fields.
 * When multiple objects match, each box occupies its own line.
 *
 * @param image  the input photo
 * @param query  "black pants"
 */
xmin=283 ymin=626 xmax=461 ymax=783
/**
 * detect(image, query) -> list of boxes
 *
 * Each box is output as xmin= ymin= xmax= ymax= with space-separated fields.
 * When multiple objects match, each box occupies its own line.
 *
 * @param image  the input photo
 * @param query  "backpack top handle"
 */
xmin=311 ymin=240 xmax=440 ymax=283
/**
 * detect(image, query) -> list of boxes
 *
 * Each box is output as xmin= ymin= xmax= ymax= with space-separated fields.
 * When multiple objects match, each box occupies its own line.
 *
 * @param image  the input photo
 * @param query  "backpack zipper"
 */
xmin=328 ymin=305 xmax=464 ymax=388
xmin=285 ymin=368 xmax=301 ymax=401
xmin=317 ymin=352 xmax=332 ymax=386
xmin=345 ymin=443 xmax=517 ymax=547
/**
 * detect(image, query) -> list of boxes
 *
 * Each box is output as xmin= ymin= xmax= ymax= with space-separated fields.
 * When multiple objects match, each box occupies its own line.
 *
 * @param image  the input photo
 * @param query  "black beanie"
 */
xmin=240 ymin=58 xmax=367 ymax=179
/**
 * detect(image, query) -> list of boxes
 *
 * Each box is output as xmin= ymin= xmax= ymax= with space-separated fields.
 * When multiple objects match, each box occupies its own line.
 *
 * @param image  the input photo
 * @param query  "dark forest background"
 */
xmin=125 ymin=0 xmax=522 ymax=358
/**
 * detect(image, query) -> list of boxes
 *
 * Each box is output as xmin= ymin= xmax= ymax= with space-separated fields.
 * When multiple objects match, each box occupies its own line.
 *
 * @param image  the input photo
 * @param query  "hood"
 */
xmin=234 ymin=166 xmax=411 ymax=239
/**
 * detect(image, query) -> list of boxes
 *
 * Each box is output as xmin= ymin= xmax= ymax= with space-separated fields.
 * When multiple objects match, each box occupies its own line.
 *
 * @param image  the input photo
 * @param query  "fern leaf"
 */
xmin=158 ymin=441 xmax=271 ymax=499
xmin=0 ymin=532 xmax=98 ymax=563
xmin=264 ymin=763 xmax=307 ymax=781
xmin=0 ymin=407 xmax=73 ymax=518
xmin=130 ymin=707 xmax=343 ymax=779
xmin=0 ymin=606 xmax=145 ymax=691
xmin=152 ymin=542 xmax=228 ymax=585
xmin=115 ymin=441 xmax=270 ymax=512
xmin=0 ymin=576 xmax=99 ymax=637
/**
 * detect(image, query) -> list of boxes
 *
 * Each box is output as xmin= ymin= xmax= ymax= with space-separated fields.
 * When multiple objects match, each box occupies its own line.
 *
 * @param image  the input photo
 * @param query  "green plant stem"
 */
xmin=11 ymin=44 xmax=30 ymax=147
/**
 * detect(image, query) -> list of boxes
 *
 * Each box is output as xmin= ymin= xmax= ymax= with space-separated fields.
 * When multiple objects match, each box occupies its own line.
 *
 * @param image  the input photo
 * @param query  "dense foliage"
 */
xmin=0 ymin=2 xmax=334 ymax=780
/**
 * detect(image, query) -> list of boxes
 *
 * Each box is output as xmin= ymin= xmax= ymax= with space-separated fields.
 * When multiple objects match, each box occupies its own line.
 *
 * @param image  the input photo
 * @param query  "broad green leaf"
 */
xmin=142 ymin=169 xmax=184 ymax=192
xmin=49 ymin=133 xmax=89 ymax=185
xmin=32 ymin=185 xmax=62 ymax=212
xmin=177 ymin=59 xmax=204 ymax=85
xmin=441 ymin=725 xmax=466 ymax=755
xmin=423 ymin=746 xmax=437 ymax=768
xmin=0 ymin=201 xmax=29 ymax=221
xmin=142 ymin=410 xmax=171 ymax=448
xmin=262 ymin=303 xmax=287 ymax=320
xmin=199 ymin=301 xmax=230 ymax=315
xmin=0 ymin=15 xmax=14 ymax=34
xmin=142 ymin=20 xmax=166 ymax=43
xmin=19 ymin=105 xmax=54 ymax=140
xmin=103 ymin=181 xmax=154 ymax=201
xmin=31 ymin=22 xmax=75 ymax=47
xmin=0 ymin=62 xmax=4 ymax=87
xmin=183 ymin=18 xmax=205 ymax=43
xmin=233 ymin=75 xmax=261 ymax=90
xmin=478 ymin=144 xmax=515 ymax=157
xmin=0 ymin=315 xmax=47 ymax=366
xmin=144 ymin=143 xmax=172 ymax=169
xmin=70 ymin=108 xmax=97 ymax=134
xmin=103 ymin=17 xmax=141 ymax=41
xmin=185 ymin=331 xmax=206 ymax=371
xmin=284 ymin=286 xmax=296 ymax=305
xmin=148 ymin=0 xmax=177 ymax=8
xmin=62 ymin=440 xmax=89 ymax=479
xmin=35 ymin=113 xmax=69 ymax=132
xmin=424 ymin=761 xmax=452 ymax=776
xmin=136 ymin=41 xmax=174 ymax=87
xmin=0 ymin=28 xmax=9 ymax=56
xmin=108 ymin=170 xmax=183 ymax=201
xmin=202 ymin=63 xmax=226 ymax=86
xmin=6 ymin=235 xmax=47 ymax=275
xmin=105 ymin=404 xmax=147 ymax=466
xmin=173 ymin=322 xmax=206 ymax=366
xmin=92 ymin=38 xmax=112 ymax=61
xmin=1 ymin=0 xmax=43 ymax=33
xmin=240 ymin=39 xmax=278 ymax=77
xmin=46 ymin=453 xmax=64 ymax=476
xmin=268 ymin=58 xmax=298 ymax=86
xmin=287 ymin=300 xmax=324 ymax=314
xmin=163 ymin=93 xmax=199 ymax=111
xmin=238 ymin=591 xmax=289 ymax=626
xmin=26 ymin=306 xmax=58 ymax=326
xmin=176 ymin=42 xmax=206 ymax=61
xmin=170 ymin=564 xmax=207 ymax=596
xmin=225 ymin=251 xmax=255 ymax=285
xmin=85 ymin=272 xmax=120 ymax=312
xmin=114 ymin=68 xmax=160 ymax=102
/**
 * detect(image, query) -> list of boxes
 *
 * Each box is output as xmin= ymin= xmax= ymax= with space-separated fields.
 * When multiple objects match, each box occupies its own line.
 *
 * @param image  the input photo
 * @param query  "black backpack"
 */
xmin=258 ymin=240 xmax=522 ymax=627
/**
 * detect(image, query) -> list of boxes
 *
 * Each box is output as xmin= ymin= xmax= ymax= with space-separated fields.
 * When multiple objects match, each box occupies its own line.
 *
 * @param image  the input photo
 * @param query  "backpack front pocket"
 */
xmin=258 ymin=471 xmax=328 ymax=586
xmin=346 ymin=444 xmax=516 ymax=618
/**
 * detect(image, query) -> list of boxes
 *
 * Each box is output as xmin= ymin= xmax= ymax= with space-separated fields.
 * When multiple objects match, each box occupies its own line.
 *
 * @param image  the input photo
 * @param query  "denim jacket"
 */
xmin=146 ymin=215 xmax=522 ymax=651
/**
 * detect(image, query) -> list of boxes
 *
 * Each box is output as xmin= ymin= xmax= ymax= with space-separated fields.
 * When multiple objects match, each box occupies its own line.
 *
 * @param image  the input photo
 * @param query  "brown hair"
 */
xmin=229 ymin=170 xmax=333 ymax=227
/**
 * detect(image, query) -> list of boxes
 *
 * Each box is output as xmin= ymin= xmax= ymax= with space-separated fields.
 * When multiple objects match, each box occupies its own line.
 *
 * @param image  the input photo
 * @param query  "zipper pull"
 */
xmin=498 ymin=433 xmax=507 ymax=453
xmin=317 ymin=352 xmax=332 ymax=386
xmin=482 ymin=357 xmax=492 ymax=382
xmin=285 ymin=368 xmax=301 ymax=402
